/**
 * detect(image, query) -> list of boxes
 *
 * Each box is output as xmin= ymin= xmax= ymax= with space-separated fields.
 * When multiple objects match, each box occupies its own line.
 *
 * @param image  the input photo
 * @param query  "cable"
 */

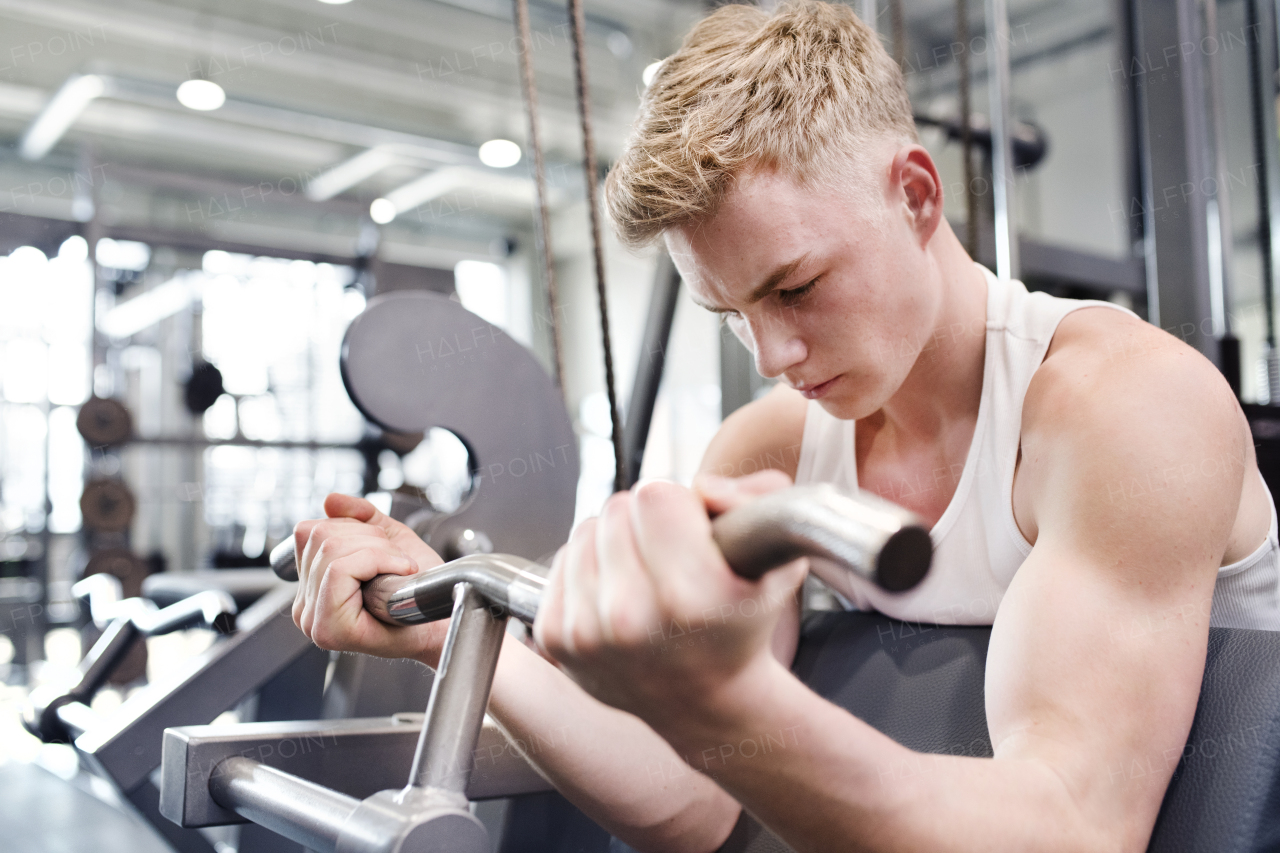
xmin=956 ymin=0 xmax=976 ymax=257
xmin=567 ymin=0 xmax=626 ymax=493
xmin=512 ymin=0 xmax=567 ymax=391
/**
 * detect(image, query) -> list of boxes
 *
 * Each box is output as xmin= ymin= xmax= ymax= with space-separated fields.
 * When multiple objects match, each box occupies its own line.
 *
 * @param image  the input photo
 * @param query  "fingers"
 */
xmin=595 ymin=492 xmax=657 ymax=647
xmin=533 ymin=545 xmax=568 ymax=656
xmin=561 ymin=518 xmax=602 ymax=656
xmin=630 ymin=481 xmax=722 ymax=594
xmin=293 ymin=526 xmax=415 ymax=639
xmin=693 ymin=469 xmax=793 ymax=516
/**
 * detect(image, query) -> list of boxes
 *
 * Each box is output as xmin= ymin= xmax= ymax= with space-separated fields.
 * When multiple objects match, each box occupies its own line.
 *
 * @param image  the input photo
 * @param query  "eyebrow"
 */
xmin=690 ymin=254 xmax=812 ymax=313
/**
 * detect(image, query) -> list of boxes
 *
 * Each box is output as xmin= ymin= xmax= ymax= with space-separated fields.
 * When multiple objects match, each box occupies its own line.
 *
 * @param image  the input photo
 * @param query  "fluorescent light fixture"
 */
xmin=372 ymin=167 xmax=536 ymax=223
xmin=99 ymin=276 xmax=199 ymax=339
xmin=478 ymin=139 xmax=521 ymax=168
xmin=369 ymin=198 xmax=396 ymax=224
xmin=308 ymin=146 xmax=400 ymax=201
xmin=19 ymin=74 xmax=106 ymax=160
xmin=642 ymin=61 xmax=663 ymax=87
xmin=317 ymin=0 xmax=354 ymax=4
xmin=176 ymin=79 xmax=226 ymax=111
xmin=95 ymin=238 xmax=151 ymax=271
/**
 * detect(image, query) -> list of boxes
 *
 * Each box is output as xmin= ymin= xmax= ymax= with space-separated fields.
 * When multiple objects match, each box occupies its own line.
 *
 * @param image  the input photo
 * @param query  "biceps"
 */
xmin=984 ymin=546 xmax=1212 ymax=815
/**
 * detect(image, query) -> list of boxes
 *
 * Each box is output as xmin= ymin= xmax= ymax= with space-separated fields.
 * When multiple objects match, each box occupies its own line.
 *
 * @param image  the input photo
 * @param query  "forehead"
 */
xmin=664 ymin=165 xmax=876 ymax=303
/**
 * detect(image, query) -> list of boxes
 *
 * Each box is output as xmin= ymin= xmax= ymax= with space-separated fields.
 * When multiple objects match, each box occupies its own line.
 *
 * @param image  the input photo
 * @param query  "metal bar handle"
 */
xmin=271 ymin=484 xmax=931 ymax=626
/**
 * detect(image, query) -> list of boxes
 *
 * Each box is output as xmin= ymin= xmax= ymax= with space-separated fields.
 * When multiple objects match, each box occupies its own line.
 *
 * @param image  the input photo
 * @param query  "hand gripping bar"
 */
xmin=270 ymin=484 xmax=933 ymax=625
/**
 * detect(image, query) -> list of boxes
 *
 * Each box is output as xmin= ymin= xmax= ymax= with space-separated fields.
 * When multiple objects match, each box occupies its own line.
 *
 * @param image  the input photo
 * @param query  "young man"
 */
xmin=292 ymin=2 xmax=1280 ymax=850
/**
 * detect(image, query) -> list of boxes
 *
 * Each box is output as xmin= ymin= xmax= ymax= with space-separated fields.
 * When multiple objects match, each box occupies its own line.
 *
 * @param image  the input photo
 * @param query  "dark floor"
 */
xmin=0 ymin=761 xmax=174 ymax=853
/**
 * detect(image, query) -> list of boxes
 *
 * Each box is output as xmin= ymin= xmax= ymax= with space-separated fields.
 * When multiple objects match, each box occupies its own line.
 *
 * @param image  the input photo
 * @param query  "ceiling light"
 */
xmin=317 ymin=0 xmax=354 ymax=4
xmin=478 ymin=139 xmax=521 ymax=169
xmin=99 ymin=276 xmax=199 ymax=339
xmin=642 ymin=61 xmax=663 ymax=87
xmin=308 ymin=147 xmax=399 ymax=201
xmin=176 ymin=79 xmax=226 ymax=111
xmin=369 ymin=198 xmax=397 ymax=224
xmin=19 ymin=74 xmax=106 ymax=160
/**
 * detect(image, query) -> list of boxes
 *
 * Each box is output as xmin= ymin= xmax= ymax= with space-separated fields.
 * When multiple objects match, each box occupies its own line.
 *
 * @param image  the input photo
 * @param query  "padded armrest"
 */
xmin=719 ymin=612 xmax=1280 ymax=853
xmin=507 ymin=610 xmax=1280 ymax=853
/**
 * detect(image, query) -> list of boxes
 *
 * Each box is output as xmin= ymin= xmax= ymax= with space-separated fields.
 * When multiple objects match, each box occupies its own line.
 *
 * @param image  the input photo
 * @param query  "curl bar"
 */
xmin=269 ymin=483 xmax=934 ymax=623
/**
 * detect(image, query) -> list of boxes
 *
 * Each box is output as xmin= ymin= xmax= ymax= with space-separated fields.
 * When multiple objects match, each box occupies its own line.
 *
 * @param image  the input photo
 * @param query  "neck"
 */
xmin=872 ymin=222 xmax=988 ymax=445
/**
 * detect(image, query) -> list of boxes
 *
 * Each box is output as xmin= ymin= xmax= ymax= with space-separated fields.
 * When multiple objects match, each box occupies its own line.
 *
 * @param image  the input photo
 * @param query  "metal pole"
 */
xmin=1252 ymin=0 xmax=1280 ymax=398
xmin=984 ymin=0 xmax=1018 ymax=281
xmin=860 ymin=0 xmax=877 ymax=31
xmin=209 ymin=757 xmax=359 ymax=853
xmin=1203 ymin=0 xmax=1235 ymax=342
xmin=622 ymin=254 xmax=681 ymax=487
xmin=406 ymin=582 xmax=507 ymax=794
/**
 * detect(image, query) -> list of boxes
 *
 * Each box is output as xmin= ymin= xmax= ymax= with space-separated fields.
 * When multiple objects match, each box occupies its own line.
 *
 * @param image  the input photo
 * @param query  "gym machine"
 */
xmin=23 ymin=285 xmax=582 ymax=853
xmin=159 ymin=484 xmax=933 ymax=853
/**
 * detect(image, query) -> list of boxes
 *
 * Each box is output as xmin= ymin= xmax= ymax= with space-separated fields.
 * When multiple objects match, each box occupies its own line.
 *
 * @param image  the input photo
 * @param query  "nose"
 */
xmin=740 ymin=314 xmax=807 ymax=379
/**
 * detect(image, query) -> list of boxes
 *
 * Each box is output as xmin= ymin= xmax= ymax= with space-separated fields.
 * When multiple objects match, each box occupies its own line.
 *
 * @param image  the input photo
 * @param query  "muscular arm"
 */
xmin=537 ymin=320 xmax=1251 ymax=853
xmin=650 ymin=327 xmax=1245 ymax=852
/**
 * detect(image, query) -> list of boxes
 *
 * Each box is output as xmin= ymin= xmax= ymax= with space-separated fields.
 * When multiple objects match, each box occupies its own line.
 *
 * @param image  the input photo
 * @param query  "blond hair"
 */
xmin=604 ymin=0 xmax=917 ymax=249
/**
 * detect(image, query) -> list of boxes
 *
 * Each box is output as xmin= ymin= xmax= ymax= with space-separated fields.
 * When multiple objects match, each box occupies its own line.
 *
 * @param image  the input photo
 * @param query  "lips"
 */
xmin=795 ymin=376 xmax=838 ymax=400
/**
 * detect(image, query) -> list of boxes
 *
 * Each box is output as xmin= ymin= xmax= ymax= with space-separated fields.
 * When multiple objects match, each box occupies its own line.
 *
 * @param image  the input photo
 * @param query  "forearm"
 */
xmin=672 ymin=660 xmax=1103 ymax=853
xmin=479 ymin=635 xmax=741 ymax=853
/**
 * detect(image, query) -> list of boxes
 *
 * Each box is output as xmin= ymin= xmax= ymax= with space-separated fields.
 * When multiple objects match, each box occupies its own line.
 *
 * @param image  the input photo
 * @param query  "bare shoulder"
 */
xmin=1028 ymin=306 xmax=1241 ymax=436
xmin=699 ymin=384 xmax=808 ymax=480
xmin=1016 ymin=305 xmax=1257 ymax=557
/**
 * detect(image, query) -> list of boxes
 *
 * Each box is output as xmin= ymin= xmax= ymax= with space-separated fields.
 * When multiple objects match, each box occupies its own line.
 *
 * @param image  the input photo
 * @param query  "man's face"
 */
xmin=666 ymin=159 xmax=940 ymax=421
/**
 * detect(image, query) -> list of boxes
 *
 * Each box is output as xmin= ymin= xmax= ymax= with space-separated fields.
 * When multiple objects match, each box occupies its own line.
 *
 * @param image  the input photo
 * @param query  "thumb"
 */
xmin=693 ymin=468 xmax=793 ymax=516
xmin=324 ymin=492 xmax=385 ymax=524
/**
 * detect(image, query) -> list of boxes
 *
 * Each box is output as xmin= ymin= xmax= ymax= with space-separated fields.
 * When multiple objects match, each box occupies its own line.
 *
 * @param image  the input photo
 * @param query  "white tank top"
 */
xmin=795 ymin=264 xmax=1280 ymax=630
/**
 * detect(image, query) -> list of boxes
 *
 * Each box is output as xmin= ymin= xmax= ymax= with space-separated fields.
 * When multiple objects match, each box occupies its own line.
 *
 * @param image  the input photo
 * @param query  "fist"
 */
xmin=533 ymin=471 xmax=806 ymax=733
xmin=291 ymin=493 xmax=450 ymax=667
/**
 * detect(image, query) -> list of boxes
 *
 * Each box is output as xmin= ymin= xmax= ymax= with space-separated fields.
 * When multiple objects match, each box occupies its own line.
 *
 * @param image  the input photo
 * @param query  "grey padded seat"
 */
xmin=501 ymin=611 xmax=1280 ymax=853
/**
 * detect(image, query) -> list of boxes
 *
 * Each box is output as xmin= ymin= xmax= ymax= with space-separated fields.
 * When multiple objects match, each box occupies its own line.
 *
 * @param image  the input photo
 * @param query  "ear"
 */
xmin=889 ymin=145 xmax=944 ymax=247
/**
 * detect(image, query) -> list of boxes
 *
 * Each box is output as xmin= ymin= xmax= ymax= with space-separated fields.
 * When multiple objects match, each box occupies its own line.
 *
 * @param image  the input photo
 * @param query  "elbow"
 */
xmin=621 ymin=798 xmax=741 ymax=853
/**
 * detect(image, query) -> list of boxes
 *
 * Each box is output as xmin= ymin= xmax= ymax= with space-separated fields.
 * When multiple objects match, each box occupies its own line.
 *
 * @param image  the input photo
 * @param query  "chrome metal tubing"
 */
xmin=209 ymin=756 xmax=360 ymax=853
xmin=711 ymin=483 xmax=931 ymax=593
xmin=364 ymin=554 xmax=547 ymax=625
xmin=406 ymin=582 xmax=508 ymax=794
xmin=358 ymin=484 xmax=931 ymax=626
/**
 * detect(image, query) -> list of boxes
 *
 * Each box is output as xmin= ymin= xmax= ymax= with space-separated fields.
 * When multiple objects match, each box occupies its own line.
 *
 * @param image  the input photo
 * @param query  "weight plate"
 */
xmin=184 ymin=361 xmax=225 ymax=415
xmin=80 ymin=479 xmax=137 ymax=533
xmin=76 ymin=397 xmax=133 ymax=446
xmin=340 ymin=292 xmax=578 ymax=564
xmin=83 ymin=548 xmax=149 ymax=599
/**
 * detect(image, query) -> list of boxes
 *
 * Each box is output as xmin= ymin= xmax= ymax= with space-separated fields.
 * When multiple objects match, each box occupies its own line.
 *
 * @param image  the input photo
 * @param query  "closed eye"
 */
xmin=777 ymin=278 xmax=817 ymax=307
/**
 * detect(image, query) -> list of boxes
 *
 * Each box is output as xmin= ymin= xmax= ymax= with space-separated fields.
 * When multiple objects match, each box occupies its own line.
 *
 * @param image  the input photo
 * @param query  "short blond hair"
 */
xmin=605 ymin=0 xmax=917 ymax=249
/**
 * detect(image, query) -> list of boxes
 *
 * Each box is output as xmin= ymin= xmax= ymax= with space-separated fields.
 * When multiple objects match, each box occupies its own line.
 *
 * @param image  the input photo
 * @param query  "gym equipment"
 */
xmin=152 ymin=602 xmax=1280 ymax=853
xmin=183 ymin=360 xmax=224 ymax=416
xmin=160 ymin=485 xmax=932 ymax=853
xmin=43 ymin=582 xmax=327 ymax=853
xmin=268 ymin=482 xmax=932 ymax=598
xmin=81 ymin=478 xmax=138 ymax=533
xmin=23 ymin=574 xmax=237 ymax=744
xmin=77 ymin=396 xmax=134 ymax=446
xmin=712 ymin=613 xmax=1280 ymax=853
xmin=339 ymin=290 xmax=578 ymax=564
